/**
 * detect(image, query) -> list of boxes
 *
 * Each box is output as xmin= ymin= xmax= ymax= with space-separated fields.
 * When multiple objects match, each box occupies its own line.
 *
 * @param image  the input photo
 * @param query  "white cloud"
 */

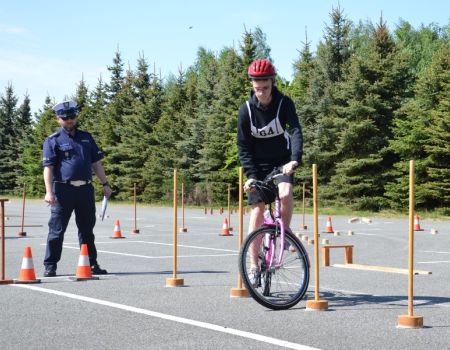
xmin=0 ymin=24 xmax=26 ymax=34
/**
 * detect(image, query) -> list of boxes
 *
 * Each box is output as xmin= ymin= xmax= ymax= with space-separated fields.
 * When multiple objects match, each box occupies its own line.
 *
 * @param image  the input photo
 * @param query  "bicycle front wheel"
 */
xmin=239 ymin=226 xmax=310 ymax=310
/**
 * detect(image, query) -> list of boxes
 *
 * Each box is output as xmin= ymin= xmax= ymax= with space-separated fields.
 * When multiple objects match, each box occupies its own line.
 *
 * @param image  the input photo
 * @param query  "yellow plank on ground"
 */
xmin=332 ymin=263 xmax=432 ymax=275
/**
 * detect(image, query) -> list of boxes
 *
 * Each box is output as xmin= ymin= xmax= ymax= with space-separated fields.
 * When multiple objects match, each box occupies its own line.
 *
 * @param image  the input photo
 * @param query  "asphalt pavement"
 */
xmin=1 ymin=198 xmax=449 ymax=349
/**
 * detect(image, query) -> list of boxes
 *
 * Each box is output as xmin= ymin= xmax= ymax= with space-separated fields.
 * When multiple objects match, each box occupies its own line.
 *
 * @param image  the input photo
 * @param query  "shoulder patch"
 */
xmin=48 ymin=131 xmax=60 ymax=139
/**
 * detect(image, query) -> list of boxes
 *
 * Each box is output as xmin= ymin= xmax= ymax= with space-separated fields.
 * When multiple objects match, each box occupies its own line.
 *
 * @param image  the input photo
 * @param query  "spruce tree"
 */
xmin=142 ymin=71 xmax=188 ymax=202
xmin=387 ymin=44 xmax=450 ymax=209
xmin=253 ymin=26 xmax=272 ymax=61
xmin=107 ymin=48 xmax=125 ymax=100
xmin=21 ymin=97 xmax=58 ymax=196
xmin=305 ymin=6 xmax=353 ymax=185
xmin=326 ymin=19 xmax=410 ymax=210
xmin=184 ymin=49 xmax=218 ymax=178
xmin=15 ymin=93 xmax=33 ymax=184
xmin=0 ymin=83 xmax=19 ymax=192
xmin=198 ymin=47 xmax=247 ymax=204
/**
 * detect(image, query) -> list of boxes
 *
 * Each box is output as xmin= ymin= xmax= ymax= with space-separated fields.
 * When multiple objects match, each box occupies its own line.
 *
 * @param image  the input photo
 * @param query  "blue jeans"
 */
xmin=44 ymin=183 xmax=98 ymax=269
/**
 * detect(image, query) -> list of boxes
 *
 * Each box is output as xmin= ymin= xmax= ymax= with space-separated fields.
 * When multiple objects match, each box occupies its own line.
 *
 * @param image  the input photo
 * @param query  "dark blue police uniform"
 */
xmin=42 ymin=127 xmax=104 ymax=270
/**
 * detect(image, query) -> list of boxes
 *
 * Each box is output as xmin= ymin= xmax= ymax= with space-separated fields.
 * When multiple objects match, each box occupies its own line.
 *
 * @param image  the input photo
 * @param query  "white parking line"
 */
xmin=422 ymin=251 xmax=450 ymax=254
xmin=417 ymin=261 xmax=450 ymax=264
xmin=12 ymin=284 xmax=320 ymax=350
xmin=63 ymin=241 xmax=238 ymax=253
xmin=61 ymin=245 xmax=237 ymax=259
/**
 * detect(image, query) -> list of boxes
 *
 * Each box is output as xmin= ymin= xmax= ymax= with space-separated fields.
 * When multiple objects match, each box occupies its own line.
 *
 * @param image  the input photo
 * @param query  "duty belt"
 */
xmin=54 ymin=180 xmax=92 ymax=187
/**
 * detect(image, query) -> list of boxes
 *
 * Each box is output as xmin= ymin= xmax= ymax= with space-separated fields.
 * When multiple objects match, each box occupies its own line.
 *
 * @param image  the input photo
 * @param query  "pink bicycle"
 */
xmin=239 ymin=168 xmax=310 ymax=310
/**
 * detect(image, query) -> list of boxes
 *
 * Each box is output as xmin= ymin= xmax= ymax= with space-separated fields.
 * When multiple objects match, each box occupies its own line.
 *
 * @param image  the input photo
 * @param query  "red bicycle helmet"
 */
xmin=248 ymin=59 xmax=276 ymax=79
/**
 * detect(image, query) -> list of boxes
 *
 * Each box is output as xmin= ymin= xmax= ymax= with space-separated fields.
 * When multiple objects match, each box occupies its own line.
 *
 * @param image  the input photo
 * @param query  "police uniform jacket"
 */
xmin=42 ymin=128 xmax=104 ymax=181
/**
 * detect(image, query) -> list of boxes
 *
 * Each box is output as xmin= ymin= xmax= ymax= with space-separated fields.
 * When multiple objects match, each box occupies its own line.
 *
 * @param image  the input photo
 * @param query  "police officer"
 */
xmin=42 ymin=100 xmax=112 ymax=277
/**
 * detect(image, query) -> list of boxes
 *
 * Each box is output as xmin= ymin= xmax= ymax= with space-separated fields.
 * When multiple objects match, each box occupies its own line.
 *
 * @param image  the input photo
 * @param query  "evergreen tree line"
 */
xmin=1 ymin=8 xmax=449 ymax=211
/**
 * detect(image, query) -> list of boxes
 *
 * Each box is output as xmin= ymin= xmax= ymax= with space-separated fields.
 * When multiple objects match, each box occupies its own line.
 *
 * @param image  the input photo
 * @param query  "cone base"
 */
xmin=178 ymin=227 xmax=187 ymax=233
xmin=414 ymin=229 xmax=424 ymax=232
xmin=0 ymin=279 xmax=14 ymax=285
xmin=324 ymin=231 xmax=334 ymax=234
xmin=219 ymin=233 xmax=233 ymax=236
xmin=14 ymin=278 xmax=41 ymax=284
xmin=132 ymin=229 xmax=140 ymax=234
xmin=69 ymin=276 xmax=100 ymax=281
xmin=230 ymin=287 xmax=250 ymax=298
xmin=397 ymin=315 xmax=424 ymax=328
xmin=17 ymin=231 xmax=27 ymax=237
xmin=166 ymin=277 xmax=184 ymax=287
xmin=306 ymin=299 xmax=329 ymax=311
xmin=110 ymin=236 xmax=126 ymax=239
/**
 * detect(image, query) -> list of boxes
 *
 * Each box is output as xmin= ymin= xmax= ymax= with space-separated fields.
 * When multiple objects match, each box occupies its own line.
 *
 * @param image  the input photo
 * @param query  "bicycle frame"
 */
xmin=261 ymin=183 xmax=286 ymax=268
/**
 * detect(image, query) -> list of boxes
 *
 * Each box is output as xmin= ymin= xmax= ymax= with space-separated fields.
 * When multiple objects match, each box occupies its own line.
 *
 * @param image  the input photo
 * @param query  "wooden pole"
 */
xmin=397 ymin=160 xmax=423 ymax=328
xmin=18 ymin=183 xmax=27 ymax=237
xmin=227 ymin=184 xmax=233 ymax=231
xmin=166 ymin=169 xmax=184 ymax=287
xmin=301 ymin=182 xmax=307 ymax=230
xmin=179 ymin=183 xmax=187 ymax=232
xmin=306 ymin=164 xmax=328 ymax=310
xmin=132 ymin=183 xmax=140 ymax=234
xmin=0 ymin=199 xmax=13 ymax=284
xmin=230 ymin=167 xmax=249 ymax=297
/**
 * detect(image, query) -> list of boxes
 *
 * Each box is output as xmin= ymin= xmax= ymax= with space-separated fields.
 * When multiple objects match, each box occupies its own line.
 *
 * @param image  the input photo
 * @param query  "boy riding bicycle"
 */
xmin=237 ymin=59 xmax=303 ymax=284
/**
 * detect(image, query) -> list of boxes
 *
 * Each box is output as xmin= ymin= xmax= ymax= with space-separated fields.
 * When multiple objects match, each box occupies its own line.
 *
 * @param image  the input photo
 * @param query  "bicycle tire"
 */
xmin=239 ymin=226 xmax=310 ymax=310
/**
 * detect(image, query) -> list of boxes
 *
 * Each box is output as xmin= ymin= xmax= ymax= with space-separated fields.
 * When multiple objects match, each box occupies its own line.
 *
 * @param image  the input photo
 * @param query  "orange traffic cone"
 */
xmin=14 ymin=246 xmax=41 ymax=284
xmin=111 ymin=219 xmax=125 ymax=239
xmin=414 ymin=215 xmax=424 ymax=231
xmin=70 ymin=244 xmax=99 ymax=281
xmin=324 ymin=216 xmax=334 ymax=233
xmin=220 ymin=217 xmax=233 ymax=236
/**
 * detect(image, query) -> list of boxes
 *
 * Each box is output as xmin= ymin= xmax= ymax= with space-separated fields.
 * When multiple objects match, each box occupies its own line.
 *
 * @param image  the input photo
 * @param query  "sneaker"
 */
xmin=249 ymin=266 xmax=260 ymax=288
xmin=91 ymin=264 xmax=108 ymax=275
xmin=44 ymin=266 xmax=56 ymax=277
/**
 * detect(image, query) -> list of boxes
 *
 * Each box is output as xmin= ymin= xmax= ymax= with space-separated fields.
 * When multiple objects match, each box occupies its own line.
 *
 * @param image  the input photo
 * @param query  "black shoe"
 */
xmin=91 ymin=264 xmax=107 ymax=275
xmin=44 ymin=266 xmax=56 ymax=277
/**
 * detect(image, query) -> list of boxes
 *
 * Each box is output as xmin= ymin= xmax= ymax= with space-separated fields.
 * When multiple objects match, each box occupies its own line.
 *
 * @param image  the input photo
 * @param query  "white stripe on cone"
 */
xmin=21 ymin=257 xmax=34 ymax=269
xmin=78 ymin=255 xmax=90 ymax=266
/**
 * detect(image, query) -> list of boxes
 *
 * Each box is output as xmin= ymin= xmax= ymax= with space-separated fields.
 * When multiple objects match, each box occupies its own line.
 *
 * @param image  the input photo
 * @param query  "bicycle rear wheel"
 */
xmin=239 ymin=226 xmax=310 ymax=310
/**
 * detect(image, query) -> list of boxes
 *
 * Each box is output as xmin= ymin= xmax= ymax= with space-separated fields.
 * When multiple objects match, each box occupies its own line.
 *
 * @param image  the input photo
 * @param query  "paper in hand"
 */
xmin=100 ymin=196 xmax=108 ymax=221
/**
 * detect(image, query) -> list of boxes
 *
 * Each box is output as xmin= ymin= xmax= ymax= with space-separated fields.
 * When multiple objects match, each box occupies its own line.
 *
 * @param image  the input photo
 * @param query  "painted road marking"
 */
xmin=61 ymin=245 xmax=237 ymax=259
xmin=417 ymin=261 xmax=450 ymax=264
xmin=61 ymin=241 xmax=238 ymax=253
xmin=12 ymin=284 xmax=320 ymax=350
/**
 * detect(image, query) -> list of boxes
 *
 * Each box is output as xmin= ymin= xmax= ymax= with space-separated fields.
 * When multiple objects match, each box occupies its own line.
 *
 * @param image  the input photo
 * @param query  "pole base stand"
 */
xmin=178 ymin=227 xmax=187 ymax=233
xmin=230 ymin=287 xmax=249 ymax=298
xmin=14 ymin=279 xmax=41 ymax=284
xmin=69 ymin=276 xmax=99 ymax=281
xmin=397 ymin=315 xmax=424 ymax=328
xmin=132 ymin=229 xmax=140 ymax=234
xmin=166 ymin=277 xmax=184 ymax=287
xmin=306 ymin=299 xmax=329 ymax=311
xmin=0 ymin=279 xmax=14 ymax=285
xmin=17 ymin=231 xmax=27 ymax=237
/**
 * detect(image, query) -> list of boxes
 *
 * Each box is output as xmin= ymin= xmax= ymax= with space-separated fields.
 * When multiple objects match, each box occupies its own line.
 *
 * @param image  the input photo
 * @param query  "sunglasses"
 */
xmin=59 ymin=114 xmax=77 ymax=121
xmin=55 ymin=107 xmax=78 ymax=120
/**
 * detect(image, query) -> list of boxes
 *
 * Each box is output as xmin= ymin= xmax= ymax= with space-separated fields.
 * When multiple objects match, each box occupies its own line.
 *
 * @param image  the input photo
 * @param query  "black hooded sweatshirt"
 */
xmin=237 ymin=86 xmax=303 ymax=180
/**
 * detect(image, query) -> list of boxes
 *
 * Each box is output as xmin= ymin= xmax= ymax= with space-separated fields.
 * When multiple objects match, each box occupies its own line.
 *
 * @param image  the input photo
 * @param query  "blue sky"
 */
xmin=1 ymin=0 xmax=449 ymax=114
